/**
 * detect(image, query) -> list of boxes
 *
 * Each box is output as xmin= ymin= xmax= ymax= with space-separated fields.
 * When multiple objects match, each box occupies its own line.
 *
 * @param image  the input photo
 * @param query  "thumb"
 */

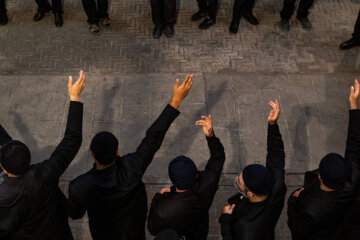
xmin=174 ymin=79 xmax=180 ymax=90
xmin=351 ymin=86 xmax=355 ymax=95
xmin=68 ymin=76 xmax=73 ymax=89
xmin=230 ymin=204 xmax=235 ymax=210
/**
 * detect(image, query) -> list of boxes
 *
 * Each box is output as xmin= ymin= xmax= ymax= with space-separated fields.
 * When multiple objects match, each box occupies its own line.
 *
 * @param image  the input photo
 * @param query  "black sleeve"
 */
xmin=0 ymin=125 xmax=12 ymax=146
xmin=266 ymin=123 xmax=286 ymax=197
xmin=33 ymin=101 xmax=83 ymax=184
xmin=119 ymin=104 xmax=179 ymax=187
xmin=345 ymin=110 xmax=360 ymax=191
xmin=147 ymin=193 xmax=169 ymax=236
xmin=219 ymin=214 xmax=233 ymax=240
xmin=67 ymin=183 xmax=87 ymax=219
xmin=198 ymin=134 xmax=226 ymax=200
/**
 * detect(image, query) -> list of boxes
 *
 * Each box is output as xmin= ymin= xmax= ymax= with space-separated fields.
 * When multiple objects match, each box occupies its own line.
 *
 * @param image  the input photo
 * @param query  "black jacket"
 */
xmin=287 ymin=110 xmax=360 ymax=240
xmin=219 ymin=123 xmax=286 ymax=240
xmin=147 ymin=134 xmax=225 ymax=240
xmin=0 ymin=101 xmax=83 ymax=240
xmin=68 ymin=104 xmax=179 ymax=240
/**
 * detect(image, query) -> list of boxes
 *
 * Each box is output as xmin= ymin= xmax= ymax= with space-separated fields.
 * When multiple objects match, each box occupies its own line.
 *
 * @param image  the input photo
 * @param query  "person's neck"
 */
xmin=248 ymin=195 xmax=267 ymax=203
xmin=176 ymin=188 xmax=187 ymax=193
xmin=320 ymin=183 xmax=335 ymax=192
xmin=95 ymin=160 xmax=115 ymax=170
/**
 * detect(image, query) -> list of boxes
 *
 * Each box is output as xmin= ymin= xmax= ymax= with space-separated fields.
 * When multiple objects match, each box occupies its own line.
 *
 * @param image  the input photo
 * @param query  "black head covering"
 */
xmin=0 ymin=140 xmax=31 ymax=175
xmin=168 ymin=155 xmax=198 ymax=190
xmin=319 ymin=153 xmax=347 ymax=190
xmin=242 ymin=164 xmax=271 ymax=195
xmin=155 ymin=229 xmax=184 ymax=240
xmin=90 ymin=131 xmax=119 ymax=165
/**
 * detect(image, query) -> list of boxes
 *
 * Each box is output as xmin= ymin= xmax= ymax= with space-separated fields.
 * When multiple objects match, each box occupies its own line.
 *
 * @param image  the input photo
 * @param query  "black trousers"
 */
xmin=150 ymin=0 xmax=176 ymax=27
xmin=232 ymin=0 xmax=255 ymax=20
xmin=196 ymin=0 xmax=218 ymax=19
xmin=353 ymin=10 xmax=360 ymax=39
xmin=280 ymin=0 xmax=314 ymax=20
xmin=35 ymin=0 xmax=62 ymax=13
xmin=82 ymin=0 xmax=108 ymax=24
xmin=0 ymin=0 xmax=6 ymax=15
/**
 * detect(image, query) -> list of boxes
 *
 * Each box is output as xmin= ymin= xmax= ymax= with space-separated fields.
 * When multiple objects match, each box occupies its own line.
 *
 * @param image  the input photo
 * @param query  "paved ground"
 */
xmin=0 ymin=0 xmax=360 ymax=239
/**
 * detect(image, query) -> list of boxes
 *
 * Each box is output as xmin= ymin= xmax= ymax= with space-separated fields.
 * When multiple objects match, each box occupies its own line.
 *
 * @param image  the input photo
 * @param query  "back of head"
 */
xmin=319 ymin=153 xmax=347 ymax=190
xmin=168 ymin=155 xmax=198 ymax=190
xmin=90 ymin=131 xmax=119 ymax=165
xmin=0 ymin=140 xmax=31 ymax=175
xmin=243 ymin=164 xmax=271 ymax=196
xmin=155 ymin=229 xmax=184 ymax=240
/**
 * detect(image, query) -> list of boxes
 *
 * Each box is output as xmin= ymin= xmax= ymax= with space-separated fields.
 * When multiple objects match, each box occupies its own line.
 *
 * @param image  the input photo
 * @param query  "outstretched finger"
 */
xmin=174 ymin=79 xmax=180 ymax=90
xmin=269 ymin=101 xmax=276 ymax=109
xmin=195 ymin=120 xmax=206 ymax=126
xmin=68 ymin=76 xmax=73 ymax=89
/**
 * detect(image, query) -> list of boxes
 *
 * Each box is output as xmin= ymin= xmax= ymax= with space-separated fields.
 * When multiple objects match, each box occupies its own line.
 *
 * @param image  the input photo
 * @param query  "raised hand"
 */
xmin=268 ymin=100 xmax=280 ymax=125
xmin=170 ymin=74 xmax=193 ymax=109
xmin=292 ymin=188 xmax=304 ymax=198
xmin=349 ymin=79 xmax=359 ymax=110
xmin=195 ymin=115 xmax=214 ymax=137
xmin=223 ymin=204 xmax=235 ymax=214
xmin=68 ymin=70 xmax=86 ymax=102
xmin=160 ymin=188 xmax=171 ymax=195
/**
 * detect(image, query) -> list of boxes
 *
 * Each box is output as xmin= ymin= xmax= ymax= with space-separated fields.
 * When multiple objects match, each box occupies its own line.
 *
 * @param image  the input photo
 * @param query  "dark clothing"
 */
xmin=35 ymin=0 xmax=62 ymax=13
xmin=352 ymin=10 xmax=360 ymax=40
xmin=0 ymin=0 xmax=6 ymax=15
xmin=150 ymin=0 xmax=176 ymax=27
xmin=196 ymin=0 xmax=218 ymax=19
xmin=147 ymin=134 xmax=226 ymax=240
xmin=287 ymin=110 xmax=360 ymax=240
xmin=280 ymin=0 xmax=314 ymax=20
xmin=81 ymin=0 xmax=108 ymax=24
xmin=232 ymin=0 xmax=255 ymax=20
xmin=343 ymin=192 xmax=360 ymax=240
xmin=219 ymin=123 xmax=286 ymax=240
xmin=68 ymin=104 xmax=180 ymax=240
xmin=0 ymin=101 xmax=83 ymax=240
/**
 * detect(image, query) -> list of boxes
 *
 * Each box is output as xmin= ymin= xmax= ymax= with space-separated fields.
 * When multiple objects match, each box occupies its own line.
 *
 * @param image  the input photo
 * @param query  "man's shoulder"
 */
xmin=69 ymin=169 xmax=95 ymax=195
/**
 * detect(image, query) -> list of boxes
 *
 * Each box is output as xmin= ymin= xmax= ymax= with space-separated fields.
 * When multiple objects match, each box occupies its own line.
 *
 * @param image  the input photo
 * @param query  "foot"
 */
xmin=101 ymin=17 xmax=112 ymax=29
xmin=153 ymin=26 xmax=163 ymax=39
xmin=280 ymin=18 xmax=289 ymax=31
xmin=229 ymin=18 xmax=240 ymax=34
xmin=165 ymin=25 xmax=174 ymax=38
xmin=0 ymin=13 xmax=8 ymax=25
xmin=33 ymin=10 xmax=48 ymax=21
xmin=199 ymin=17 xmax=216 ymax=30
xmin=339 ymin=38 xmax=360 ymax=50
xmin=243 ymin=12 xmax=259 ymax=25
xmin=54 ymin=13 xmax=63 ymax=27
xmin=191 ymin=10 xmax=207 ymax=21
xmin=297 ymin=17 xmax=312 ymax=31
xmin=89 ymin=24 xmax=101 ymax=35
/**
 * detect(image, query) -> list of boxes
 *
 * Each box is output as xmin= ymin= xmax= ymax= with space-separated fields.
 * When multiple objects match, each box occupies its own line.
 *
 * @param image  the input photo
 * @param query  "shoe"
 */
xmin=229 ymin=18 xmax=240 ymax=34
xmin=191 ymin=10 xmax=207 ymax=21
xmin=0 ymin=13 xmax=8 ymax=25
xmin=89 ymin=24 xmax=101 ymax=35
xmin=199 ymin=17 xmax=216 ymax=30
xmin=54 ymin=13 xmax=63 ymax=27
xmin=297 ymin=17 xmax=312 ymax=31
xmin=339 ymin=38 xmax=360 ymax=50
xmin=33 ymin=10 xmax=48 ymax=21
xmin=101 ymin=17 xmax=112 ymax=29
xmin=165 ymin=25 xmax=174 ymax=38
xmin=280 ymin=18 xmax=289 ymax=31
xmin=153 ymin=26 xmax=162 ymax=39
xmin=244 ymin=13 xmax=259 ymax=25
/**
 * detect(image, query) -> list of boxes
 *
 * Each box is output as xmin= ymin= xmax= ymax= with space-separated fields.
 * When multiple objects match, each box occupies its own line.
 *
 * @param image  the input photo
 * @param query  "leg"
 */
xmin=296 ymin=0 xmax=314 ymax=18
xmin=82 ymin=0 xmax=99 ymax=24
xmin=52 ymin=0 xmax=63 ymax=13
xmin=0 ymin=0 xmax=6 ymax=15
xmin=207 ymin=0 xmax=218 ymax=19
xmin=280 ymin=0 xmax=295 ymax=20
xmin=150 ymin=0 xmax=164 ymax=27
xmin=244 ymin=0 xmax=255 ymax=16
xmin=353 ymin=9 xmax=360 ymax=39
xmin=97 ymin=0 xmax=109 ymax=19
xmin=197 ymin=0 xmax=208 ymax=12
xmin=232 ymin=0 xmax=245 ymax=21
xmin=163 ymin=0 xmax=176 ymax=26
xmin=35 ymin=0 xmax=52 ymax=12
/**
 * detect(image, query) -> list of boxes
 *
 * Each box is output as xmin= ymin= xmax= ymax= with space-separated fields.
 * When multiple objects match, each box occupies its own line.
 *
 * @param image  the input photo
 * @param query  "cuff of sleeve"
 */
xmin=206 ymin=132 xmax=217 ymax=141
xmin=268 ymin=123 xmax=280 ymax=133
xmin=166 ymin=104 xmax=180 ymax=115
xmin=70 ymin=101 xmax=84 ymax=108
xmin=219 ymin=213 xmax=232 ymax=224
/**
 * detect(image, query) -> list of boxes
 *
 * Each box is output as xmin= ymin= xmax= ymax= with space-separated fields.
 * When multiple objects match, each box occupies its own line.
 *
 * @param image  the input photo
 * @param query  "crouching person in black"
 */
xmin=147 ymin=114 xmax=226 ymax=240
xmin=68 ymin=75 xmax=193 ymax=240
xmin=219 ymin=100 xmax=286 ymax=240
xmin=287 ymin=79 xmax=360 ymax=240
xmin=0 ymin=71 xmax=85 ymax=240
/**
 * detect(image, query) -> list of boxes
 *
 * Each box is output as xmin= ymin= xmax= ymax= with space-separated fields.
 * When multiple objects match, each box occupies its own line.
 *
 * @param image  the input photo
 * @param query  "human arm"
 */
xmin=67 ymin=182 xmax=87 ymax=219
xmin=34 ymin=71 xmax=85 ymax=183
xmin=219 ymin=205 xmax=235 ymax=240
xmin=147 ymin=193 xmax=170 ymax=235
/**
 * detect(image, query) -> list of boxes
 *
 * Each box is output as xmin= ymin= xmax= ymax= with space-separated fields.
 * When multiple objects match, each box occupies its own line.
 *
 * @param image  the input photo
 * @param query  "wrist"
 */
xmin=170 ymin=98 xmax=182 ymax=109
xmin=70 ymin=95 xmax=80 ymax=102
xmin=350 ymin=102 xmax=358 ymax=110
xmin=268 ymin=120 xmax=277 ymax=125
